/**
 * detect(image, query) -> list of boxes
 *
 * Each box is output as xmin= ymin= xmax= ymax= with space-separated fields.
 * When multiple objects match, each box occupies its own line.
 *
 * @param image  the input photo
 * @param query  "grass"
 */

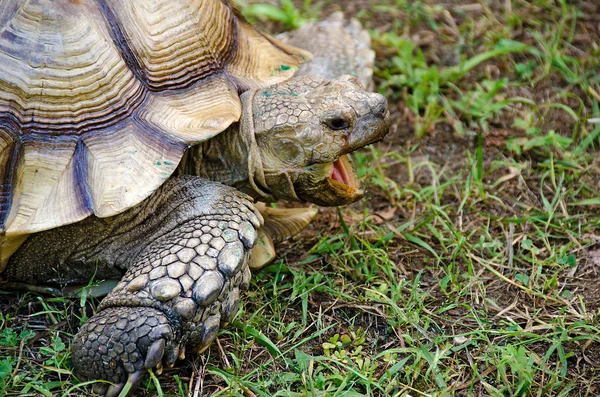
xmin=2 ymin=0 xmax=600 ymax=396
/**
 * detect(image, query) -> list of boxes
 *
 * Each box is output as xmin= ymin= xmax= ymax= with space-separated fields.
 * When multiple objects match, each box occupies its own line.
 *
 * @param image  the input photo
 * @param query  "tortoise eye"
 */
xmin=326 ymin=118 xmax=349 ymax=130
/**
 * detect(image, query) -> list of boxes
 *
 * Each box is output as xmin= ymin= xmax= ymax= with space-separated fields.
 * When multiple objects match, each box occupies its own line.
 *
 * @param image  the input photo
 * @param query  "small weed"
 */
xmin=235 ymin=0 xmax=314 ymax=29
xmin=507 ymin=128 xmax=573 ymax=156
xmin=375 ymin=32 xmax=537 ymax=137
xmin=446 ymin=78 xmax=535 ymax=134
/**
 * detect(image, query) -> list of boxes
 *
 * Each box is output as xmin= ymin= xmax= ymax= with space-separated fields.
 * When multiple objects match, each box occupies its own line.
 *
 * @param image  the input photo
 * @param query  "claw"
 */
xmin=144 ymin=339 xmax=165 ymax=368
xmin=107 ymin=370 xmax=145 ymax=397
xmin=105 ymin=368 xmax=145 ymax=397
xmin=248 ymin=229 xmax=276 ymax=269
xmin=252 ymin=205 xmax=265 ymax=227
xmin=126 ymin=370 xmax=146 ymax=390
xmin=106 ymin=382 xmax=125 ymax=397
xmin=156 ymin=361 xmax=163 ymax=375
xmin=92 ymin=383 xmax=109 ymax=396
xmin=179 ymin=346 xmax=186 ymax=360
xmin=164 ymin=343 xmax=179 ymax=367
xmin=196 ymin=343 xmax=210 ymax=355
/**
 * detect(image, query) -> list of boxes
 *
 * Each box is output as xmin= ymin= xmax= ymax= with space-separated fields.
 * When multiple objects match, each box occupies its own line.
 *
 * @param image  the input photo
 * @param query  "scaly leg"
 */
xmin=6 ymin=176 xmax=260 ymax=396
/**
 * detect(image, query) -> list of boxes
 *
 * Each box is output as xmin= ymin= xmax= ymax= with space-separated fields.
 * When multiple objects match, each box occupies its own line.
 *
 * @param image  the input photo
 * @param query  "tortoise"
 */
xmin=0 ymin=1 xmax=389 ymax=395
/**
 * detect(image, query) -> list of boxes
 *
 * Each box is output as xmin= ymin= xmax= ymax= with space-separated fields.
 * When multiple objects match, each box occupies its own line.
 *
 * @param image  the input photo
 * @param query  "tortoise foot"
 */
xmin=72 ymin=306 xmax=179 ymax=396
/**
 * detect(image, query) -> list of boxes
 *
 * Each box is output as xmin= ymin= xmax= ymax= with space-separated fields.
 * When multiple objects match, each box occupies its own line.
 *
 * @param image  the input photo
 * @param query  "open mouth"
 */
xmin=329 ymin=154 xmax=362 ymax=193
xmin=292 ymin=154 xmax=365 ymax=206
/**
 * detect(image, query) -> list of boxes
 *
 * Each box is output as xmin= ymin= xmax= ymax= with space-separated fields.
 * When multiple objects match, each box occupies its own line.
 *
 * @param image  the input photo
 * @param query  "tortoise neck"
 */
xmin=182 ymin=90 xmax=272 ymax=201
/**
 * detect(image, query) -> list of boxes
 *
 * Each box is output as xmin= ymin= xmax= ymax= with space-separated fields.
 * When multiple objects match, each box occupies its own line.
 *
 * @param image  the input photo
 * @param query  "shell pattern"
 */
xmin=0 ymin=0 xmax=307 ymax=267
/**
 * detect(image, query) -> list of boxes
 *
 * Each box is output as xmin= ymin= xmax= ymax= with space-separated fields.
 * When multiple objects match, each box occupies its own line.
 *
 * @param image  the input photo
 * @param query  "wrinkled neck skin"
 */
xmin=185 ymin=90 xmax=283 ymax=202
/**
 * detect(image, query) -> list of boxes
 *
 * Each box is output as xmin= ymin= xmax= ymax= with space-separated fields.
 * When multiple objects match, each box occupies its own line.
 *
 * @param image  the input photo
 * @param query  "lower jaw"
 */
xmin=261 ymin=156 xmax=364 ymax=206
xmin=297 ymin=177 xmax=364 ymax=207
xmin=315 ymin=187 xmax=363 ymax=206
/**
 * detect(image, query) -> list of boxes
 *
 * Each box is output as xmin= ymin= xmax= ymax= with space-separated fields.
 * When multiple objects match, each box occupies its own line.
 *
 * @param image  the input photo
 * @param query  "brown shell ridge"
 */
xmin=72 ymin=139 xmax=95 ymax=218
xmin=18 ymin=83 xmax=147 ymax=136
xmin=95 ymin=0 xmax=150 ymax=90
xmin=99 ymin=0 xmax=238 ymax=92
xmin=224 ymin=0 xmax=240 ymax=53
xmin=0 ymin=2 xmax=20 ymax=25
xmin=0 ymin=126 xmax=20 ymax=232
xmin=0 ymin=0 xmax=147 ymax=134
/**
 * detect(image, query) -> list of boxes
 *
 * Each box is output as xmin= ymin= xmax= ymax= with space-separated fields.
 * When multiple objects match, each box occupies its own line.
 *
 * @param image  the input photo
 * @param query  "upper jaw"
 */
xmin=345 ymin=107 xmax=391 ymax=154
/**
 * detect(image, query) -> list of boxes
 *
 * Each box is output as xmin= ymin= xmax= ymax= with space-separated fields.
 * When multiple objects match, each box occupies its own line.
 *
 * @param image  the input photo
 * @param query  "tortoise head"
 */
xmin=244 ymin=74 xmax=390 ymax=206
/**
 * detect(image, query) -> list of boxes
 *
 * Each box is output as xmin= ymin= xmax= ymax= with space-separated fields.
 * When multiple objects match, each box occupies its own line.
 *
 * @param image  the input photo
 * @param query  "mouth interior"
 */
xmin=330 ymin=154 xmax=359 ymax=189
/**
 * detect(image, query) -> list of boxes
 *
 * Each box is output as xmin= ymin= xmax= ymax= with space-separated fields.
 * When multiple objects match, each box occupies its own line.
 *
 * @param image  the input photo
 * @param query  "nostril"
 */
xmin=379 ymin=102 xmax=388 ymax=116
xmin=366 ymin=92 xmax=388 ymax=116
xmin=372 ymin=96 xmax=389 ymax=117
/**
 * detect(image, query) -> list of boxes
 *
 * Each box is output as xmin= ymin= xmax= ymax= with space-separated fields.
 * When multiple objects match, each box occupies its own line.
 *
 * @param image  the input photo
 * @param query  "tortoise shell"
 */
xmin=0 ymin=0 xmax=307 ymax=267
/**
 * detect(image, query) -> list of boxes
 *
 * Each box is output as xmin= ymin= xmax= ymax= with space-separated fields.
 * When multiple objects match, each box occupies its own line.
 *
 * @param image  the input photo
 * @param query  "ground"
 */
xmin=1 ymin=0 xmax=600 ymax=396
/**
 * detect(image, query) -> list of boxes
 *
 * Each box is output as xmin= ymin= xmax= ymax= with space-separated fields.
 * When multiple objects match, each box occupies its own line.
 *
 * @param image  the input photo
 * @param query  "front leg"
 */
xmin=70 ymin=177 xmax=260 ymax=396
